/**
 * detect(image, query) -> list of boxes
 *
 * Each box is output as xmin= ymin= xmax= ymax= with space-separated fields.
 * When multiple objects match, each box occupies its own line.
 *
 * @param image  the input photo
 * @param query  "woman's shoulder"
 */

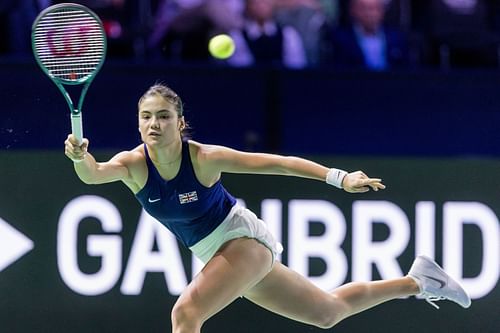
xmin=187 ymin=139 xmax=206 ymax=164
xmin=187 ymin=139 xmax=232 ymax=151
xmin=113 ymin=144 xmax=146 ymax=164
xmin=187 ymin=140 xmax=230 ymax=163
xmin=107 ymin=145 xmax=147 ymax=179
xmin=130 ymin=144 xmax=146 ymax=157
xmin=186 ymin=140 xmax=225 ymax=186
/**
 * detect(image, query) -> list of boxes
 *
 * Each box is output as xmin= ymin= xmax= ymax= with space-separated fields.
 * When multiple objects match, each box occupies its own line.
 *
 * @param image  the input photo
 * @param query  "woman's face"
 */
xmin=138 ymin=94 xmax=184 ymax=147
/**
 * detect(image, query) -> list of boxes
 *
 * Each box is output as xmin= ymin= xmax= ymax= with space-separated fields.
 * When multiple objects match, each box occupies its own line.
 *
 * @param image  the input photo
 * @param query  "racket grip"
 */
xmin=71 ymin=112 xmax=83 ymax=145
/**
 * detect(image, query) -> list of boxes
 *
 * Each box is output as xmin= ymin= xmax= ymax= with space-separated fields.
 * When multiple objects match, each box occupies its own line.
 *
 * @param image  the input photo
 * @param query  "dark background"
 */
xmin=1 ymin=61 xmax=500 ymax=156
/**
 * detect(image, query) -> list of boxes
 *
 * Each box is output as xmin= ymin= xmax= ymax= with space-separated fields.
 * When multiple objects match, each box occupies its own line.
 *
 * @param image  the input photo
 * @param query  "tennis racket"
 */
xmin=32 ymin=3 xmax=107 ymax=144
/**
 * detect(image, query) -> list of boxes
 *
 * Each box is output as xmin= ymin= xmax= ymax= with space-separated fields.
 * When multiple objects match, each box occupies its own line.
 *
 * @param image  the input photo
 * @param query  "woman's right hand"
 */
xmin=64 ymin=134 xmax=89 ymax=163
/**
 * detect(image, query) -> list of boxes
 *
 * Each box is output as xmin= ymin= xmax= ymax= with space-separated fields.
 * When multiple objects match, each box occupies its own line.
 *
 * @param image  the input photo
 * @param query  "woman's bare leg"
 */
xmin=244 ymin=263 xmax=419 ymax=329
xmin=171 ymin=238 xmax=273 ymax=333
xmin=329 ymin=277 xmax=419 ymax=317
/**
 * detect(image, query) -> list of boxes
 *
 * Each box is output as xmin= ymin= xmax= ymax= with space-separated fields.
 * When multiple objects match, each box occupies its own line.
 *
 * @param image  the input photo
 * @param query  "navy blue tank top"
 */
xmin=135 ymin=141 xmax=236 ymax=247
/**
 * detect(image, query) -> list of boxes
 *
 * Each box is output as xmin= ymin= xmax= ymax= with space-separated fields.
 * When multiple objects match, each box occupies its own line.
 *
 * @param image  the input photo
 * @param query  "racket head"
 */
xmin=31 ymin=3 xmax=107 ymax=86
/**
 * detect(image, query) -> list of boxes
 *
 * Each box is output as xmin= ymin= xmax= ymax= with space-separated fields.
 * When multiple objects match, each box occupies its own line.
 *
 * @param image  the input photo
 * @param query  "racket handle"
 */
xmin=71 ymin=112 xmax=83 ymax=145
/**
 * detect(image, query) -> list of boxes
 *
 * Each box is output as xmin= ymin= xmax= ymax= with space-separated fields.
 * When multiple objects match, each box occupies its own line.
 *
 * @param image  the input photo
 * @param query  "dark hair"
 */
xmin=138 ymin=83 xmax=184 ymax=117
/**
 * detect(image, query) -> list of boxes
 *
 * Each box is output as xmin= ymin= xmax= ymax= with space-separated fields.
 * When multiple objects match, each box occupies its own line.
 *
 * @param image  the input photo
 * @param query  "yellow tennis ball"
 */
xmin=208 ymin=34 xmax=235 ymax=59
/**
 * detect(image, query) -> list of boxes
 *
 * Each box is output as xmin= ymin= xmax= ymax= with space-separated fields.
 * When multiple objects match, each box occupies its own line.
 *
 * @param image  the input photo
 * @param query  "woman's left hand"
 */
xmin=342 ymin=171 xmax=386 ymax=193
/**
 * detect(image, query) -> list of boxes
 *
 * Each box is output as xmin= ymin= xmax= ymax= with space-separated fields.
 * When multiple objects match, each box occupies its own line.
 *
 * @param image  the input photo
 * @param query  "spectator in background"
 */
xmin=273 ymin=0 xmax=337 ymax=66
xmin=0 ymin=0 xmax=51 ymax=56
xmin=156 ymin=0 xmax=243 ymax=63
xmin=325 ymin=0 xmax=409 ymax=71
xmin=412 ymin=0 xmax=500 ymax=68
xmin=228 ymin=0 xmax=307 ymax=69
xmin=148 ymin=0 xmax=186 ymax=57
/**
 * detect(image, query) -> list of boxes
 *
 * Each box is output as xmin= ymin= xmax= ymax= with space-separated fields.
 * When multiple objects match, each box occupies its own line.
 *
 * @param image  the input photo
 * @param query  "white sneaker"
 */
xmin=407 ymin=255 xmax=471 ymax=309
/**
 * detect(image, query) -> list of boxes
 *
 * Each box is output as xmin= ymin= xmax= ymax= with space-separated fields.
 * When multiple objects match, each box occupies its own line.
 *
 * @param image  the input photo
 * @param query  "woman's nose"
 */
xmin=151 ymin=117 xmax=160 ymax=128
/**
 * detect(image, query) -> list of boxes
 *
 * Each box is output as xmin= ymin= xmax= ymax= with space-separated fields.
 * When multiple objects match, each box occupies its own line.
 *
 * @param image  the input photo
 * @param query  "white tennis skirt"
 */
xmin=189 ymin=204 xmax=283 ymax=265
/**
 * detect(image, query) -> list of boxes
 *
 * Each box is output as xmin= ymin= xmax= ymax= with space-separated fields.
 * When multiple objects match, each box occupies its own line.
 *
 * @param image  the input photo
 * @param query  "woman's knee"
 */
xmin=311 ymin=296 xmax=348 ymax=329
xmin=313 ymin=315 xmax=340 ymax=329
xmin=171 ymin=301 xmax=202 ymax=331
xmin=310 ymin=311 xmax=341 ymax=329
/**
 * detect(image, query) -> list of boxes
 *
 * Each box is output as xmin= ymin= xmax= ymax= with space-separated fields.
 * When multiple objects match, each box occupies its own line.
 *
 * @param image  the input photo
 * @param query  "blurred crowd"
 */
xmin=3 ymin=0 xmax=500 ymax=70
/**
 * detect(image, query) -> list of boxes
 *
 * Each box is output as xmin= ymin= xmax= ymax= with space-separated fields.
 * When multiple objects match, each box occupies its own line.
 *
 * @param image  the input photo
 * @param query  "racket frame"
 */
xmin=31 ymin=3 xmax=107 ymax=144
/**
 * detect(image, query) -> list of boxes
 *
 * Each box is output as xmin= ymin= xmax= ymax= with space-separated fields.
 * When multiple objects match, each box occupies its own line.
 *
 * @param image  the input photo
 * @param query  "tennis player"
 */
xmin=64 ymin=84 xmax=470 ymax=333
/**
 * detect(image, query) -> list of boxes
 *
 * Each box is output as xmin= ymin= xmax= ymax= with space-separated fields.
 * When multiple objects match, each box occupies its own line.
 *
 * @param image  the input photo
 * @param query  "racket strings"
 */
xmin=33 ymin=7 xmax=105 ymax=82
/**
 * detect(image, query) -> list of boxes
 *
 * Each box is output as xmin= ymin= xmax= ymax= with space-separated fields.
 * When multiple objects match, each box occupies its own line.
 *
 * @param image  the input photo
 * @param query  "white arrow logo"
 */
xmin=0 ymin=217 xmax=34 ymax=272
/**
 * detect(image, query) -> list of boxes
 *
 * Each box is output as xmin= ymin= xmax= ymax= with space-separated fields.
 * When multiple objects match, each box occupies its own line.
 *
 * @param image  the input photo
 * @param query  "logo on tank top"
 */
xmin=178 ymin=191 xmax=198 ymax=204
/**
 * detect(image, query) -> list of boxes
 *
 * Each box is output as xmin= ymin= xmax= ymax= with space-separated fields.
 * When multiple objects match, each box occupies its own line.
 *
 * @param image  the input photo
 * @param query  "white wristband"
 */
xmin=326 ymin=168 xmax=348 ymax=189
